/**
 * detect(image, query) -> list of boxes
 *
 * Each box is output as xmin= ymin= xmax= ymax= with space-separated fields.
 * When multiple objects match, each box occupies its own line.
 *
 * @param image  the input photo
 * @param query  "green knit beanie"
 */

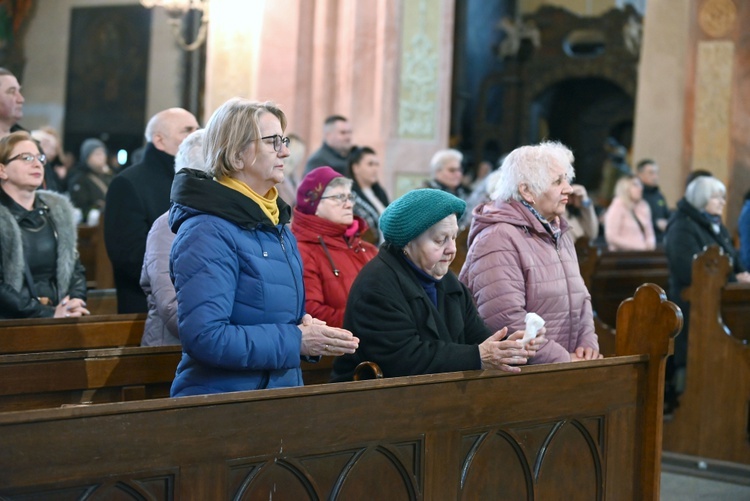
xmin=379 ymin=189 xmax=466 ymax=248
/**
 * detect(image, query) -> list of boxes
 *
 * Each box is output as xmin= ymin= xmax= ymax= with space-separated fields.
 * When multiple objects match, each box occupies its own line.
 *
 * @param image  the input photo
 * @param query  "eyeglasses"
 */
xmin=260 ymin=134 xmax=291 ymax=152
xmin=7 ymin=152 xmax=46 ymax=164
xmin=320 ymin=193 xmax=357 ymax=204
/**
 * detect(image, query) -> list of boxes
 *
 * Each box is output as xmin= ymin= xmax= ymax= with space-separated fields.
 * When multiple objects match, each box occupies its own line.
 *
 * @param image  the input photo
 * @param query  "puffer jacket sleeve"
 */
xmin=461 ymin=226 xmax=572 ymax=364
xmin=143 ymin=215 xmax=179 ymax=339
xmin=171 ymin=218 xmax=302 ymax=370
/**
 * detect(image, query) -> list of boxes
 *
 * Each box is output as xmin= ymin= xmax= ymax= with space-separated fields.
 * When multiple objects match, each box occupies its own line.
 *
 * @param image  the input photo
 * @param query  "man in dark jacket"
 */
xmin=0 ymin=67 xmax=24 ymax=136
xmin=636 ymin=159 xmax=671 ymax=244
xmin=303 ymin=115 xmax=353 ymax=175
xmin=104 ymin=107 xmax=198 ymax=313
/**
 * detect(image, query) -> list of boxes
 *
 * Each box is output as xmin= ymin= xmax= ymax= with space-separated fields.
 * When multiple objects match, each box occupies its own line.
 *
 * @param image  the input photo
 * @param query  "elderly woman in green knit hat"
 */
xmin=331 ymin=189 xmax=544 ymax=381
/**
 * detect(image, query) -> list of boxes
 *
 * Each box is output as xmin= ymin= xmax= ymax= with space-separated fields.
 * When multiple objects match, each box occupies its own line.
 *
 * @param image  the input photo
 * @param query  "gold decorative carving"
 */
xmin=692 ymin=41 xmax=734 ymax=180
xmin=698 ymin=0 xmax=737 ymax=38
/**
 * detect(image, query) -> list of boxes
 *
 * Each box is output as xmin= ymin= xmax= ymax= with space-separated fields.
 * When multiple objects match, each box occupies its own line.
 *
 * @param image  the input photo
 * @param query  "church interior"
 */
xmin=1 ymin=0 xmax=750 ymax=498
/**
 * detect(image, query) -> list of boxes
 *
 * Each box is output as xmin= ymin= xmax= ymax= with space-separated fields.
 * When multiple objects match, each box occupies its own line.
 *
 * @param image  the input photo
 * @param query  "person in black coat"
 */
xmin=0 ymin=131 xmax=88 ymax=318
xmin=636 ymin=159 xmax=671 ymax=245
xmin=331 ymin=189 xmax=544 ymax=381
xmin=347 ymin=146 xmax=390 ymax=244
xmin=68 ymin=138 xmax=113 ymax=222
xmin=303 ymin=115 xmax=353 ymax=175
xmin=103 ymin=108 xmax=199 ymax=313
xmin=664 ymin=175 xmax=750 ymax=410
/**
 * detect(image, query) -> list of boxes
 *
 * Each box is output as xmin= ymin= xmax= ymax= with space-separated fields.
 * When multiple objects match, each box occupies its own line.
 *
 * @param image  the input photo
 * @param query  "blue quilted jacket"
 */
xmin=168 ymin=169 xmax=306 ymax=397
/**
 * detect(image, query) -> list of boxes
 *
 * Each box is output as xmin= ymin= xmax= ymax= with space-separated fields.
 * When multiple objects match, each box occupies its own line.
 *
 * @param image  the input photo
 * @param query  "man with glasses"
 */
xmin=303 ymin=115 xmax=353 ymax=175
xmin=104 ymin=107 xmax=199 ymax=313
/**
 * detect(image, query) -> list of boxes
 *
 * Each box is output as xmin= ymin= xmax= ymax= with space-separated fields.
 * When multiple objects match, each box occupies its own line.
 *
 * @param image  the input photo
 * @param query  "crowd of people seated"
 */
xmin=2 ymin=61 xmax=750 ymax=404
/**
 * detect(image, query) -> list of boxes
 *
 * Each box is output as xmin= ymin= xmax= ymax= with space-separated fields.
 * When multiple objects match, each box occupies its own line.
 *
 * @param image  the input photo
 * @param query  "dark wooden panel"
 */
xmin=0 ymin=361 xmax=644 ymax=499
xmin=662 ymin=246 xmax=750 ymax=465
xmin=64 ymin=5 xmax=151 ymax=156
xmin=0 ymin=283 xmax=682 ymax=500
xmin=0 ymin=314 xmax=145 ymax=354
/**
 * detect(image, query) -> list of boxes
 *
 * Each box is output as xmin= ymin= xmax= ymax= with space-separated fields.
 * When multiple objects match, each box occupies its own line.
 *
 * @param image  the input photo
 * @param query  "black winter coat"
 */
xmin=0 ymin=189 xmax=87 ymax=318
xmin=331 ymin=243 xmax=491 ymax=381
xmin=664 ymin=198 xmax=745 ymax=367
xmin=104 ymin=143 xmax=176 ymax=313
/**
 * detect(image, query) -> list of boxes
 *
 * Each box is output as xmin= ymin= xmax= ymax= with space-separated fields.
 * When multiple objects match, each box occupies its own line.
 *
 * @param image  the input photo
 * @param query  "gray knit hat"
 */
xmin=80 ymin=138 xmax=106 ymax=163
xmin=380 ymin=189 xmax=466 ymax=248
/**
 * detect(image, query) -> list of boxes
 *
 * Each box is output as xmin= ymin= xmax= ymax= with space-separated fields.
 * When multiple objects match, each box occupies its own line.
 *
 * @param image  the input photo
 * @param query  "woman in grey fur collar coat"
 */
xmin=0 ymin=131 xmax=88 ymax=319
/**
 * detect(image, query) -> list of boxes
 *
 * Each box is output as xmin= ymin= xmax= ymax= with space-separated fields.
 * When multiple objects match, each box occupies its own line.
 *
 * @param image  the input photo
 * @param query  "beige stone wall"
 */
xmin=633 ymin=0 xmax=749 ymax=229
xmin=631 ymin=0 xmax=692 ymax=206
xmin=204 ymin=0 xmax=455 ymax=197
xmin=21 ymin=0 xmax=183 ymax=136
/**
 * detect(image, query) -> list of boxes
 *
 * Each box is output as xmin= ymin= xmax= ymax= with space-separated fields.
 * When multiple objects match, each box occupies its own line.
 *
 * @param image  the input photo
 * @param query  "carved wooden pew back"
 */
xmin=0 ymin=284 xmax=681 ymax=499
xmin=662 ymin=245 xmax=750 ymax=465
xmin=0 ymin=313 xmax=146 ymax=355
xmin=575 ymin=239 xmax=670 ymax=356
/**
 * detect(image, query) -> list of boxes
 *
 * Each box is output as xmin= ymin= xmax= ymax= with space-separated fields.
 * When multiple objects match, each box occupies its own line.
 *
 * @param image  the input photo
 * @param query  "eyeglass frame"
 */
xmin=259 ymin=134 xmax=291 ymax=152
xmin=6 ymin=152 xmax=47 ymax=164
xmin=320 ymin=193 xmax=357 ymax=204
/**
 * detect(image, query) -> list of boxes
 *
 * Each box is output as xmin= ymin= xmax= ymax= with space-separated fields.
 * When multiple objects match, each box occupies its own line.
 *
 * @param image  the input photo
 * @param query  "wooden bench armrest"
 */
xmin=353 ymin=361 xmax=383 ymax=381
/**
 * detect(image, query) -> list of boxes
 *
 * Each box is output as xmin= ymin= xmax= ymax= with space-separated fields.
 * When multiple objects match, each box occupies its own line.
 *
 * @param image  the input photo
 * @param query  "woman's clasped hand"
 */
xmin=298 ymin=314 xmax=359 ymax=357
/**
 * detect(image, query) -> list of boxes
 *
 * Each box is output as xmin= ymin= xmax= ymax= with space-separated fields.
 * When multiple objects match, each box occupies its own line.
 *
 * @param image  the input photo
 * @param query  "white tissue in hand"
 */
xmin=523 ymin=313 xmax=545 ymax=345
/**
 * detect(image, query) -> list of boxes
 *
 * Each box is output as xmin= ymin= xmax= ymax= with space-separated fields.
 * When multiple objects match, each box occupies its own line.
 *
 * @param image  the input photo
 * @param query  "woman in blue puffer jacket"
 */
xmin=169 ymin=98 xmax=359 ymax=397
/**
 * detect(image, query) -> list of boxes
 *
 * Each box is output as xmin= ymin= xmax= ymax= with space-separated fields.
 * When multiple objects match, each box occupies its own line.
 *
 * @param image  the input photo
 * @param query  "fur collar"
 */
xmin=0 ymin=190 xmax=78 ymax=300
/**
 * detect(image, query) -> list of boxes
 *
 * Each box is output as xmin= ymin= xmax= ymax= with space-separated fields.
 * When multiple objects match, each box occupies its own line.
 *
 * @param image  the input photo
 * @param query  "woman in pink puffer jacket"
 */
xmin=459 ymin=141 xmax=600 ymax=364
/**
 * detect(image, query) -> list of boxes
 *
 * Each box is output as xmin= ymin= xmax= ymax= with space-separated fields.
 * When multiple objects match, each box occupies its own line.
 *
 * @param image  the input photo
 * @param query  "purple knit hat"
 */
xmin=296 ymin=166 xmax=343 ymax=214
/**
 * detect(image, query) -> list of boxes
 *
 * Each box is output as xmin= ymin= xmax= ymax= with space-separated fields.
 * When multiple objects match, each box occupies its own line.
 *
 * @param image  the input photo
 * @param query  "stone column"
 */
xmin=633 ymin=0 xmax=749 ymax=228
xmin=204 ymin=0 xmax=455 ymax=197
xmin=631 ymin=0 xmax=692 ymax=206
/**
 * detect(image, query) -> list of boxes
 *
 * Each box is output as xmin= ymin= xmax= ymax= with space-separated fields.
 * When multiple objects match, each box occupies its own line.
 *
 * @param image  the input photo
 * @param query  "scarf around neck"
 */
xmin=521 ymin=200 xmax=561 ymax=243
xmin=217 ymin=176 xmax=280 ymax=225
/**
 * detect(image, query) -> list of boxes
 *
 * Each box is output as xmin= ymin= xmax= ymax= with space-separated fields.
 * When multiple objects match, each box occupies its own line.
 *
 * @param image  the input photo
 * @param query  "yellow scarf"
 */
xmin=217 ymin=176 xmax=280 ymax=225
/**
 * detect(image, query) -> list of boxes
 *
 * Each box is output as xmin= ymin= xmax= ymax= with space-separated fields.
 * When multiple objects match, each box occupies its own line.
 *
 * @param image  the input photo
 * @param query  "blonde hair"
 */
xmin=613 ymin=174 xmax=640 ymax=203
xmin=0 ymin=131 xmax=37 ymax=164
xmin=204 ymin=98 xmax=287 ymax=178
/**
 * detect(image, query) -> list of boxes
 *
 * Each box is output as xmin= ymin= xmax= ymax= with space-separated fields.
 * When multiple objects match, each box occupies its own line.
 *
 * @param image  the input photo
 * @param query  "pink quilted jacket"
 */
xmin=458 ymin=199 xmax=598 ymax=364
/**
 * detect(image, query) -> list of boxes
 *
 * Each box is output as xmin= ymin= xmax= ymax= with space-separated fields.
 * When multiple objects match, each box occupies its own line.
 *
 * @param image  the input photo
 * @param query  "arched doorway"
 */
xmin=530 ymin=77 xmax=633 ymax=191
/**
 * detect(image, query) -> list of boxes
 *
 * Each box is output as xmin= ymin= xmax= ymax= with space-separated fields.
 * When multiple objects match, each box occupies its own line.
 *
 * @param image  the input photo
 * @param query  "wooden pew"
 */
xmin=575 ymin=239 xmax=669 ymax=356
xmin=76 ymin=223 xmax=97 ymax=289
xmin=0 ymin=345 xmax=180 ymax=412
xmin=77 ymin=221 xmax=114 ymax=290
xmin=586 ymin=247 xmax=669 ymax=329
xmin=449 ymin=226 xmax=470 ymax=275
xmin=574 ymin=238 xmax=616 ymax=357
xmin=0 ymin=283 xmax=681 ymax=499
xmin=0 ymin=313 xmax=146 ymax=355
xmin=662 ymin=245 xmax=750 ymax=466
xmin=0 ymin=344 xmax=334 ymax=412
xmin=84 ymin=288 xmax=118 ymax=315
